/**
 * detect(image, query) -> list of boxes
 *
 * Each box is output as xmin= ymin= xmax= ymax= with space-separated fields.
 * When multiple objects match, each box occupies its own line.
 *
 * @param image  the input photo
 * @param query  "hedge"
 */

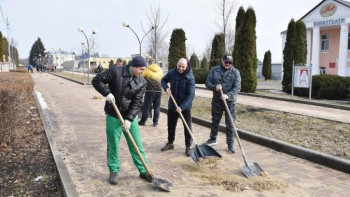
xmin=294 ymin=74 xmax=350 ymax=100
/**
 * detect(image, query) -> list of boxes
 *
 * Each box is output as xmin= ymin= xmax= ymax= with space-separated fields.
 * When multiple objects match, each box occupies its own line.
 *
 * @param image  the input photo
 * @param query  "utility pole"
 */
xmin=6 ymin=17 xmax=11 ymax=69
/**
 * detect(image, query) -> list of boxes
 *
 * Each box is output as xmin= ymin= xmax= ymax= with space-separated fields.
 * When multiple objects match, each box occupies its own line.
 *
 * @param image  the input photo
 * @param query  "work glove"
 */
xmin=106 ymin=93 xmax=115 ymax=103
xmin=221 ymin=94 xmax=229 ymax=101
xmin=216 ymin=84 xmax=222 ymax=91
xmin=176 ymin=107 xmax=182 ymax=114
xmin=124 ymin=120 xmax=131 ymax=131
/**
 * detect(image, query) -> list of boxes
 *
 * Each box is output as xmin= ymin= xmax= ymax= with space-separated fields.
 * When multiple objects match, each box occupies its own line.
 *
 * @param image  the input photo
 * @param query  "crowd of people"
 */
xmin=92 ymin=54 xmax=241 ymax=185
xmin=26 ymin=64 xmax=56 ymax=73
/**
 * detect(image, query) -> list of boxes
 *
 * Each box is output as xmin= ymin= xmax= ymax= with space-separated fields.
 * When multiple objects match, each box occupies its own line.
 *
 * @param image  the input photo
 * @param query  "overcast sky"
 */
xmin=1 ymin=0 xmax=321 ymax=63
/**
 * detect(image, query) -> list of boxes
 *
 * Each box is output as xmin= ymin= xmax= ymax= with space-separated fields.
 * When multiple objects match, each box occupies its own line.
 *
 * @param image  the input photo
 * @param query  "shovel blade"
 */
xmin=240 ymin=162 xmax=264 ymax=178
xmin=152 ymin=177 xmax=173 ymax=192
xmin=189 ymin=145 xmax=222 ymax=165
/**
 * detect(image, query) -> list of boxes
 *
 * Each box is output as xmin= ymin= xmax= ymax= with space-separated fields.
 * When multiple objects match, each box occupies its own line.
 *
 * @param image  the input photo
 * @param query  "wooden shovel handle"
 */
xmin=219 ymin=89 xmax=249 ymax=166
xmin=169 ymin=94 xmax=198 ymax=145
xmin=110 ymin=101 xmax=152 ymax=175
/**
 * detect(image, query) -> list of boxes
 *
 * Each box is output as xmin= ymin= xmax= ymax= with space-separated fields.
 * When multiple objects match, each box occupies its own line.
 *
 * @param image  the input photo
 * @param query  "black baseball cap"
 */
xmin=223 ymin=54 xmax=233 ymax=63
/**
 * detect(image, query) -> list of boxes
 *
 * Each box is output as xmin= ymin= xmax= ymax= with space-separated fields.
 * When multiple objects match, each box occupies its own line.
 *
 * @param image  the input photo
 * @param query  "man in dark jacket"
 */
xmin=160 ymin=58 xmax=195 ymax=156
xmin=97 ymin=63 xmax=104 ymax=73
xmin=203 ymin=54 xmax=241 ymax=153
xmin=92 ymin=56 xmax=152 ymax=185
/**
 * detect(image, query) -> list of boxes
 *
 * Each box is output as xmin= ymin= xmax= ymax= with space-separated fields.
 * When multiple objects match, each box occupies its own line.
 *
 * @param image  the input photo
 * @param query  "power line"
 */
xmin=0 ymin=5 xmax=7 ymax=26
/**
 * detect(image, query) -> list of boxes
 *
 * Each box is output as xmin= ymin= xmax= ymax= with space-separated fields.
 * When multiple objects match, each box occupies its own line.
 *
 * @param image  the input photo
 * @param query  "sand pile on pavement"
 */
xmin=92 ymin=95 xmax=103 ymax=99
xmin=198 ymin=156 xmax=221 ymax=166
xmin=197 ymin=169 xmax=287 ymax=192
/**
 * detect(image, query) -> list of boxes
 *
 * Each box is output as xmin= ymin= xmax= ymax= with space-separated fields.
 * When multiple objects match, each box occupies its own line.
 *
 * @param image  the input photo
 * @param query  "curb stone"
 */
xmin=34 ymin=91 xmax=79 ymax=197
xmin=49 ymin=73 xmax=87 ymax=85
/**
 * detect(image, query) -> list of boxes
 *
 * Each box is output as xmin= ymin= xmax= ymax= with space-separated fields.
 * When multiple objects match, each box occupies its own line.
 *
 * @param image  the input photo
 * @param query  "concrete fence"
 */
xmin=0 ymin=63 xmax=10 ymax=72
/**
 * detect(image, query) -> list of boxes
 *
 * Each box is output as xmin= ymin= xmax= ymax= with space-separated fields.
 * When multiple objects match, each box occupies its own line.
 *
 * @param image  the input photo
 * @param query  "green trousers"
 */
xmin=106 ymin=115 xmax=148 ymax=174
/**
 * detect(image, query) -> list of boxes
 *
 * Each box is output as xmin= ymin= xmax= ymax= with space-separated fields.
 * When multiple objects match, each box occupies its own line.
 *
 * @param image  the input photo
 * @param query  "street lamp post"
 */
xmin=122 ymin=21 xmax=154 ymax=55
xmin=78 ymin=27 xmax=97 ymax=84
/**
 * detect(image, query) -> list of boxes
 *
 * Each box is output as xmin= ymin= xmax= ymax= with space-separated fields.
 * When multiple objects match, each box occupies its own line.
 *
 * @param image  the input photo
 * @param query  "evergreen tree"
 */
xmin=295 ymin=20 xmax=307 ymax=65
xmin=168 ymin=29 xmax=187 ymax=70
xmin=262 ymin=50 xmax=272 ymax=80
xmin=282 ymin=19 xmax=297 ymax=93
xmin=108 ymin=60 xmax=114 ymax=68
xmin=0 ymin=32 xmax=6 ymax=62
xmin=210 ymin=33 xmax=225 ymax=60
xmin=232 ymin=6 xmax=246 ymax=71
xmin=189 ymin=53 xmax=200 ymax=69
xmin=209 ymin=33 xmax=225 ymax=69
xmin=240 ymin=7 xmax=257 ymax=92
xmin=29 ymin=38 xmax=46 ymax=67
xmin=200 ymin=57 xmax=208 ymax=69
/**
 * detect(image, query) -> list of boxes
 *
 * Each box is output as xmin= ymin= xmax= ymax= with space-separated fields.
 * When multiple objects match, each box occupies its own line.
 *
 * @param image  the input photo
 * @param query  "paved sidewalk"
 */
xmin=32 ymin=73 xmax=350 ymax=197
xmin=195 ymin=88 xmax=350 ymax=124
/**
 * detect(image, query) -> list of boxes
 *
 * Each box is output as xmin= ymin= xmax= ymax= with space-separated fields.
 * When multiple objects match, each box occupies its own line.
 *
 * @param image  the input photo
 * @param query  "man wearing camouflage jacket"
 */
xmin=203 ymin=54 xmax=241 ymax=153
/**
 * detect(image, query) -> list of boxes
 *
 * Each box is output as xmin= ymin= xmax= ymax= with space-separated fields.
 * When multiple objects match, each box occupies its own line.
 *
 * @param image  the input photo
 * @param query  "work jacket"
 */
xmin=143 ymin=64 xmax=163 ymax=92
xmin=92 ymin=65 xmax=147 ymax=121
xmin=161 ymin=66 xmax=195 ymax=111
xmin=206 ymin=64 xmax=241 ymax=102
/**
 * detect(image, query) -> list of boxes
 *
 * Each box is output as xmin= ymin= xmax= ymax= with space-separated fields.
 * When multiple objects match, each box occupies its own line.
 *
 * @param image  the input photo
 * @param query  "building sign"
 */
xmin=294 ymin=67 xmax=310 ymax=88
xmin=320 ymin=3 xmax=337 ymax=17
xmin=314 ymin=18 xmax=345 ymax=27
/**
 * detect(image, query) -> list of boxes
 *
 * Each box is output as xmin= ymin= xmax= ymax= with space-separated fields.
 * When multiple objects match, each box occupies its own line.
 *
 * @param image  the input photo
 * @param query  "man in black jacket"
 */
xmin=92 ymin=56 xmax=152 ymax=185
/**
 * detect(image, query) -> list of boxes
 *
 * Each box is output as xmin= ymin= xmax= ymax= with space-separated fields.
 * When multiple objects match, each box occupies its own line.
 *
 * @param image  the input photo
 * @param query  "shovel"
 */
xmin=220 ymin=89 xmax=264 ymax=178
xmin=169 ymin=94 xmax=222 ymax=165
xmin=110 ymin=101 xmax=172 ymax=192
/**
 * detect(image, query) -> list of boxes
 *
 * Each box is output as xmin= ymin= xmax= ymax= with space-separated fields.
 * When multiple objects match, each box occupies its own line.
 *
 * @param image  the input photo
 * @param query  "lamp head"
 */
xmin=78 ymin=27 xmax=84 ymax=32
xmin=93 ymin=29 xmax=98 ymax=34
xmin=122 ymin=21 xmax=129 ymax=27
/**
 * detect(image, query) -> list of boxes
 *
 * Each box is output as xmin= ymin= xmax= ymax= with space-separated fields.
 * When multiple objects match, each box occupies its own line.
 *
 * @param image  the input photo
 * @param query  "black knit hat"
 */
xmin=130 ymin=56 xmax=147 ymax=67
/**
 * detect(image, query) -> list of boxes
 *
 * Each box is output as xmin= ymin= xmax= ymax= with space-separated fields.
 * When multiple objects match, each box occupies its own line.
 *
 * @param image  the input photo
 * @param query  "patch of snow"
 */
xmin=266 ymin=90 xmax=287 ymax=94
xmin=35 ymin=91 xmax=48 ymax=109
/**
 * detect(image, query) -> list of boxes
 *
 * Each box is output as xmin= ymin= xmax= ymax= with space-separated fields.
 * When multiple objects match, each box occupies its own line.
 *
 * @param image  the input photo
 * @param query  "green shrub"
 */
xmin=313 ymin=75 xmax=350 ymax=100
xmin=209 ymin=59 xmax=221 ymax=70
xmin=193 ymin=68 xmax=209 ymax=84
xmin=294 ymin=75 xmax=350 ymax=100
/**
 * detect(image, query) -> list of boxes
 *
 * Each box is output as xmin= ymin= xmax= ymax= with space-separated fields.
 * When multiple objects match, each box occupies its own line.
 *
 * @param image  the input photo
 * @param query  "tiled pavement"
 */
xmin=32 ymin=73 xmax=350 ymax=197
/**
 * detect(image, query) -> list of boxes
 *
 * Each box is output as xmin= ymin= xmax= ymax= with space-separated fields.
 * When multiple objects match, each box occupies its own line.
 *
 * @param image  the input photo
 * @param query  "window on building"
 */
xmin=321 ymin=34 xmax=329 ymax=51
xmin=320 ymin=67 xmax=326 ymax=75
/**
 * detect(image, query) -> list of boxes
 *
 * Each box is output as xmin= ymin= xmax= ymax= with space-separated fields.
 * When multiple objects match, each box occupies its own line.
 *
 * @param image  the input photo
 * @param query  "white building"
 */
xmin=47 ymin=52 xmax=75 ymax=70
xmin=281 ymin=0 xmax=350 ymax=76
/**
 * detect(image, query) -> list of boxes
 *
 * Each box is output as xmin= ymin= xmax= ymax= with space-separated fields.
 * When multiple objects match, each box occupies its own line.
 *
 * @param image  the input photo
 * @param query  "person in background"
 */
xmin=116 ymin=58 xmax=123 ymax=66
xmin=203 ymin=54 xmax=241 ymax=154
xmin=28 ymin=64 xmax=34 ymax=73
xmin=138 ymin=59 xmax=163 ymax=127
xmin=92 ymin=56 xmax=152 ymax=185
xmin=160 ymin=58 xmax=195 ymax=157
xmin=97 ymin=63 xmax=104 ymax=73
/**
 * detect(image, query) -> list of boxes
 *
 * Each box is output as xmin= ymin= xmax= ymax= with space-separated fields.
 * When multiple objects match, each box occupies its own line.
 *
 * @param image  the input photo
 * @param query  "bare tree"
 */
xmin=214 ymin=0 xmax=239 ymax=53
xmin=144 ymin=4 xmax=168 ymax=64
xmin=203 ymin=42 xmax=211 ymax=60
